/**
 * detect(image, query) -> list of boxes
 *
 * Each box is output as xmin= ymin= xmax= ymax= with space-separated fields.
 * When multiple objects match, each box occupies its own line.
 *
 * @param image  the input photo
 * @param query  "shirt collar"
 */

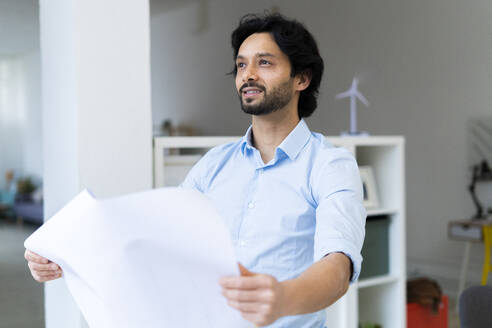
xmin=240 ymin=125 xmax=255 ymax=155
xmin=277 ymin=119 xmax=312 ymax=160
xmin=240 ymin=119 xmax=312 ymax=160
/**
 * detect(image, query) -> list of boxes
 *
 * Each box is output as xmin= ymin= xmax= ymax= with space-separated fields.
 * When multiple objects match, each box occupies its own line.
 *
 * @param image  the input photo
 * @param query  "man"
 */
xmin=182 ymin=13 xmax=366 ymax=327
xmin=26 ymin=13 xmax=366 ymax=328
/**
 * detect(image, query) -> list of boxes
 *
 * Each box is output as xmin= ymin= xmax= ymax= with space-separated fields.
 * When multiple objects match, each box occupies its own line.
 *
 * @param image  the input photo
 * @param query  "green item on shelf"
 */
xmin=359 ymin=215 xmax=389 ymax=279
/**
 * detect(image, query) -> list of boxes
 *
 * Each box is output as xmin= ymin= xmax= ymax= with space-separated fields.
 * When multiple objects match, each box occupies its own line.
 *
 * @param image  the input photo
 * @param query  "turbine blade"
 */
xmin=355 ymin=91 xmax=369 ymax=106
xmin=336 ymin=90 xmax=353 ymax=99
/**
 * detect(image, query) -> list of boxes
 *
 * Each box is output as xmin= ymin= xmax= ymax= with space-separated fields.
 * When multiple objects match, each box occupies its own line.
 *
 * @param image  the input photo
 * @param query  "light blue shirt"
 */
xmin=181 ymin=119 xmax=366 ymax=328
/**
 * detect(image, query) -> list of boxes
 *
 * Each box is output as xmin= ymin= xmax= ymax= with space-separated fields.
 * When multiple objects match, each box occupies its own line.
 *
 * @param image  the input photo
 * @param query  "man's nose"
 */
xmin=242 ymin=65 xmax=258 ymax=82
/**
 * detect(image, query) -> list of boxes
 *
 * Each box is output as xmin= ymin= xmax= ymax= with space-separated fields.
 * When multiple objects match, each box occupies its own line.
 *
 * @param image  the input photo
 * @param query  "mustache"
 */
xmin=239 ymin=82 xmax=266 ymax=93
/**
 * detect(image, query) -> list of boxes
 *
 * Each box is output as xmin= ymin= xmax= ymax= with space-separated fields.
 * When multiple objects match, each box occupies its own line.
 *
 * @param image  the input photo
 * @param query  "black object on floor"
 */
xmin=459 ymin=285 xmax=492 ymax=328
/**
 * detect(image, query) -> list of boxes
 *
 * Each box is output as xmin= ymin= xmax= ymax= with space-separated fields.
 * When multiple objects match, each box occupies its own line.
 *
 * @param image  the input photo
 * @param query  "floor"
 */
xmin=0 ymin=217 xmax=461 ymax=328
xmin=0 ymin=218 xmax=44 ymax=328
xmin=448 ymin=297 xmax=460 ymax=328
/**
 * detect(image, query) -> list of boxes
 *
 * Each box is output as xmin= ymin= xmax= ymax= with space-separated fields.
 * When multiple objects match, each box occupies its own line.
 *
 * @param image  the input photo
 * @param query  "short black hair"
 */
xmin=231 ymin=13 xmax=324 ymax=118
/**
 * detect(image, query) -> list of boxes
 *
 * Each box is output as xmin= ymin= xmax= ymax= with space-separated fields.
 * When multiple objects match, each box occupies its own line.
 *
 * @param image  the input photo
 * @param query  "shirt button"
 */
xmin=248 ymin=202 xmax=255 ymax=209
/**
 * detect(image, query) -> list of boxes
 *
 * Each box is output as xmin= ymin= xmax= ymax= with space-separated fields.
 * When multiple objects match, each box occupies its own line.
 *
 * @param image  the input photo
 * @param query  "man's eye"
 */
xmin=237 ymin=63 xmax=245 ymax=69
xmin=259 ymin=59 xmax=270 ymax=65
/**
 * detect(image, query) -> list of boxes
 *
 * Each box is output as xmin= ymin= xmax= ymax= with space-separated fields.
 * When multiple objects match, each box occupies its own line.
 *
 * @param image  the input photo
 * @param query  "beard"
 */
xmin=238 ymin=79 xmax=294 ymax=116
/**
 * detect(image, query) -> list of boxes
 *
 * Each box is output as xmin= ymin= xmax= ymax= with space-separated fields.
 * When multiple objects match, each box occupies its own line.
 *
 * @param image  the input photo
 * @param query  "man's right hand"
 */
xmin=24 ymin=249 xmax=63 ymax=283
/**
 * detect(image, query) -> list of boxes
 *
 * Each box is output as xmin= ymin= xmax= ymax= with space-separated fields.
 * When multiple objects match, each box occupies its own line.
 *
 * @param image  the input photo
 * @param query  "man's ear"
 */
xmin=295 ymin=70 xmax=312 ymax=92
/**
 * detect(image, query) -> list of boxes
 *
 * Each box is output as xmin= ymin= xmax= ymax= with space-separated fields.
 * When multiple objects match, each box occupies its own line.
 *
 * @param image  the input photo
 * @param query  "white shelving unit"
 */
xmin=153 ymin=135 xmax=406 ymax=328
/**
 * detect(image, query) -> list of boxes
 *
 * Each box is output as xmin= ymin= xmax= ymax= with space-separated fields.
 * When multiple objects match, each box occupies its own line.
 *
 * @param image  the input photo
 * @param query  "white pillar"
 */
xmin=39 ymin=0 xmax=152 ymax=327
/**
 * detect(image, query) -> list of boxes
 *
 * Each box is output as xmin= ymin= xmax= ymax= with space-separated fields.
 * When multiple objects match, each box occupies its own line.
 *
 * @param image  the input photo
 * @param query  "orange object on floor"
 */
xmin=407 ymin=295 xmax=448 ymax=328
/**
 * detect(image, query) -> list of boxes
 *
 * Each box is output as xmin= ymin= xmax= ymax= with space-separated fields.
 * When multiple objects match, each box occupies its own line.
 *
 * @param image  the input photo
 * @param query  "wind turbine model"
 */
xmin=336 ymin=77 xmax=369 ymax=136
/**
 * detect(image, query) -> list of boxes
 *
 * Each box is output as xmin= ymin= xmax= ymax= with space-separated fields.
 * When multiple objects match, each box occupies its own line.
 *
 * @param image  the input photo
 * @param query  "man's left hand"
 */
xmin=219 ymin=264 xmax=288 ymax=327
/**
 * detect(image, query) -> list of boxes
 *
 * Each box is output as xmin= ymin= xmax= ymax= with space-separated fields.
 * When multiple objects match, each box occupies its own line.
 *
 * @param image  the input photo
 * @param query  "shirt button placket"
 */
xmin=237 ymin=168 xmax=259 ymax=248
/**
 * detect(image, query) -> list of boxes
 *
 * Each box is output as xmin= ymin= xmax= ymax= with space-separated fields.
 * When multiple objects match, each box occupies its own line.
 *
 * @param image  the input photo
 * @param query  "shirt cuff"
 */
xmin=314 ymin=240 xmax=362 ymax=283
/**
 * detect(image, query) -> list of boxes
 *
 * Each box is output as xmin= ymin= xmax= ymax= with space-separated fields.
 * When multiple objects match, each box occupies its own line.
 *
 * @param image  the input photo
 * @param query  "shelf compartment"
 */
xmin=358 ymin=281 xmax=406 ymax=328
xmin=356 ymin=145 xmax=404 ymax=210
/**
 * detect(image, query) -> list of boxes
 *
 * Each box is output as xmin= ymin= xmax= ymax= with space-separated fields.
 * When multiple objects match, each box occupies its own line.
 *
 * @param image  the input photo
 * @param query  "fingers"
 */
xmin=223 ymin=289 xmax=258 ymax=302
xmin=27 ymin=261 xmax=60 ymax=272
xmin=220 ymin=275 xmax=273 ymax=290
xmin=24 ymin=249 xmax=61 ymax=271
xmin=222 ymin=289 xmax=274 ymax=303
xmin=32 ymin=268 xmax=62 ymax=278
xmin=220 ymin=272 xmax=283 ymax=327
xmin=25 ymin=249 xmax=63 ymax=283
xmin=227 ymin=300 xmax=263 ymax=313
xmin=24 ymin=249 xmax=49 ymax=264
xmin=32 ymin=271 xmax=62 ymax=283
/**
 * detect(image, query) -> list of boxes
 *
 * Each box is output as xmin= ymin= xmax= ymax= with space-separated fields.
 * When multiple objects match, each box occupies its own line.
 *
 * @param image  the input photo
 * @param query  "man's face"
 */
xmin=235 ymin=32 xmax=295 ymax=116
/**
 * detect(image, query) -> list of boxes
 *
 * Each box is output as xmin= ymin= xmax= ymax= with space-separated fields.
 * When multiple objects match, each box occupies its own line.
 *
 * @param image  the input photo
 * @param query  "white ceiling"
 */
xmin=0 ymin=0 xmax=39 ymax=55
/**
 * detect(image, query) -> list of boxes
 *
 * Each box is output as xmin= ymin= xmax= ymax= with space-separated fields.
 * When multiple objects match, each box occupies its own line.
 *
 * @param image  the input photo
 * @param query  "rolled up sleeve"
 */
xmin=312 ymin=150 xmax=367 ymax=282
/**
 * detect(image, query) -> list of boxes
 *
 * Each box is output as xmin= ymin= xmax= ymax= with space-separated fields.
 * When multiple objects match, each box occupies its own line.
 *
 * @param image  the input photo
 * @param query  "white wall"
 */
xmin=150 ymin=0 xmax=246 ymax=136
xmin=0 ymin=0 xmax=41 ymax=189
xmin=0 ymin=56 xmax=24 ymax=189
xmin=0 ymin=51 xmax=42 ymax=189
xmin=150 ymin=0 xmax=492 ymax=294
xmin=20 ymin=50 xmax=43 ymax=183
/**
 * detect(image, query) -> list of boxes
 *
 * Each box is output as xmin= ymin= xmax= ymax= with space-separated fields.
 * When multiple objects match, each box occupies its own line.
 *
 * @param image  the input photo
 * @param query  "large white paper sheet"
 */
xmin=25 ymin=188 xmax=249 ymax=328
